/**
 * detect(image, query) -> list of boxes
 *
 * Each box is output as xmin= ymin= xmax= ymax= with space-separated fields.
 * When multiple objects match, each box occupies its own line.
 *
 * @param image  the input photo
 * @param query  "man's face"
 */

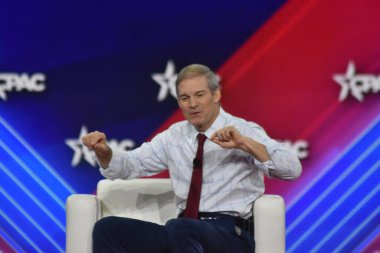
xmin=177 ymin=75 xmax=221 ymax=132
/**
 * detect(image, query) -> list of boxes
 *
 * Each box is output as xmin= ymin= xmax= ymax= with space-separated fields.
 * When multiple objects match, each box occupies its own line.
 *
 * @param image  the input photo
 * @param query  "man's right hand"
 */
xmin=82 ymin=131 xmax=112 ymax=168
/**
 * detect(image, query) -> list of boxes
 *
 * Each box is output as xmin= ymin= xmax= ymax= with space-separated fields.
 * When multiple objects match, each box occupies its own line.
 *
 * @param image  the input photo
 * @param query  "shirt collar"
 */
xmin=188 ymin=107 xmax=227 ymax=142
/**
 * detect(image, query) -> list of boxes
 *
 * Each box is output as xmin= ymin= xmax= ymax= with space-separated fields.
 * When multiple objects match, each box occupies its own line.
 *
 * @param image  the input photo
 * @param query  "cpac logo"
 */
xmin=282 ymin=140 xmax=309 ymax=160
xmin=333 ymin=61 xmax=380 ymax=102
xmin=0 ymin=73 xmax=46 ymax=101
xmin=66 ymin=126 xmax=135 ymax=167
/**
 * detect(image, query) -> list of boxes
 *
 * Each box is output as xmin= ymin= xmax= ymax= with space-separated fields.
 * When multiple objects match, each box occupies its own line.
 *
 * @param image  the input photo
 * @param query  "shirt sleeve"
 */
xmin=244 ymin=123 xmax=302 ymax=180
xmin=99 ymin=131 xmax=169 ymax=180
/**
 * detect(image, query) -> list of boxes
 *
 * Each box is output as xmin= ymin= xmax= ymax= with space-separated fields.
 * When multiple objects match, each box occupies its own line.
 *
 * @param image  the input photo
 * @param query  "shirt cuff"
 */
xmin=254 ymin=159 xmax=274 ymax=177
xmin=99 ymin=148 xmax=129 ymax=179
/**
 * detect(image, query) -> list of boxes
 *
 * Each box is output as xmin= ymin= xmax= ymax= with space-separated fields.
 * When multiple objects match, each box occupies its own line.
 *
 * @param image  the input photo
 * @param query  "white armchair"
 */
xmin=66 ymin=179 xmax=285 ymax=253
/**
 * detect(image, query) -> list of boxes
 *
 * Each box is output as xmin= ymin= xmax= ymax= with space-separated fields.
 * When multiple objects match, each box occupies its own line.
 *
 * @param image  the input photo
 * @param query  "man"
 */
xmin=82 ymin=64 xmax=302 ymax=253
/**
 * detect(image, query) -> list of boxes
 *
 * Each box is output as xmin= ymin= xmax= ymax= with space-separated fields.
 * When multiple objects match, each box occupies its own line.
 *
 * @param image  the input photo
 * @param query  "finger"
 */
xmin=89 ymin=132 xmax=106 ymax=146
xmin=216 ymin=132 xmax=222 ymax=140
xmin=211 ymin=131 xmax=223 ymax=141
xmin=212 ymin=128 xmax=231 ymax=141
xmin=82 ymin=135 xmax=93 ymax=148
xmin=219 ymin=131 xmax=230 ymax=141
xmin=88 ymin=135 xmax=98 ymax=147
xmin=211 ymin=138 xmax=222 ymax=146
xmin=224 ymin=129 xmax=232 ymax=140
xmin=81 ymin=135 xmax=88 ymax=146
xmin=211 ymin=138 xmax=232 ymax=149
xmin=230 ymin=126 xmax=239 ymax=135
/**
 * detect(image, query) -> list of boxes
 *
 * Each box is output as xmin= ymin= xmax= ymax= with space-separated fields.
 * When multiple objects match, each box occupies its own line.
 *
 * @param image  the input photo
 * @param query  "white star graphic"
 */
xmin=65 ymin=125 xmax=97 ymax=167
xmin=151 ymin=60 xmax=178 ymax=101
xmin=333 ymin=61 xmax=356 ymax=101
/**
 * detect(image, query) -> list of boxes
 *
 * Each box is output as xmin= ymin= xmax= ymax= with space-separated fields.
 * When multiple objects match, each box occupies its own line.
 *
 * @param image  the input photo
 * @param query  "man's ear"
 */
xmin=213 ymin=88 xmax=221 ymax=103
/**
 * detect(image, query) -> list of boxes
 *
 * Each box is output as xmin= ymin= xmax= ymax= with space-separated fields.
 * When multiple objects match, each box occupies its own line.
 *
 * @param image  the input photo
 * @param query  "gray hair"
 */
xmin=175 ymin=64 xmax=220 ymax=96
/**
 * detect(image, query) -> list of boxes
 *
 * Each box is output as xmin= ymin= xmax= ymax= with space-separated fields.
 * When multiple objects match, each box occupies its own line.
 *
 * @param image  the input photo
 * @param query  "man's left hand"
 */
xmin=211 ymin=126 xmax=270 ymax=162
xmin=211 ymin=126 xmax=246 ymax=149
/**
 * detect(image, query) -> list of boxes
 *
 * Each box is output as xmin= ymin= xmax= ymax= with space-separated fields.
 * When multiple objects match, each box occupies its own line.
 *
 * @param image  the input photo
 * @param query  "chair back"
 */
xmin=97 ymin=178 xmax=176 ymax=225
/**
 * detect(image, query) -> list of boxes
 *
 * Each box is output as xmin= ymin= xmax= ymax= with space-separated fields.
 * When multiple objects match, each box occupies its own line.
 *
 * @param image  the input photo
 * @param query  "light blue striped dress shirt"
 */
xmin=100 ymin=108 xmax=301 ymax=218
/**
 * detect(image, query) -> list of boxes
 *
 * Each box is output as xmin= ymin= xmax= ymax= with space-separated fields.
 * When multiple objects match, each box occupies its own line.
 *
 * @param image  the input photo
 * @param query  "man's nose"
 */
xmin=189 ymin=98 xmax=198 ymax=108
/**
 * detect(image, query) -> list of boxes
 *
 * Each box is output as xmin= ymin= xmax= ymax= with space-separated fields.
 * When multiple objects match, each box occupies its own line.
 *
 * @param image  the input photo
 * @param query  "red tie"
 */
xmin=183 ymin=133 xmax=207 ymax=219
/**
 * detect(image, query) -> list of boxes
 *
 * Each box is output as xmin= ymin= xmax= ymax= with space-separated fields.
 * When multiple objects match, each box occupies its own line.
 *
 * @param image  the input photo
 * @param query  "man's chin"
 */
xmin=189 ymin=120 xmax=202 ymax=129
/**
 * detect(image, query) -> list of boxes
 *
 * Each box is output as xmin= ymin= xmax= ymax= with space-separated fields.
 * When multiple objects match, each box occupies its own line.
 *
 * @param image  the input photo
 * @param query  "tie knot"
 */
xmin=197 ymin=133 xmax=207 ymax=143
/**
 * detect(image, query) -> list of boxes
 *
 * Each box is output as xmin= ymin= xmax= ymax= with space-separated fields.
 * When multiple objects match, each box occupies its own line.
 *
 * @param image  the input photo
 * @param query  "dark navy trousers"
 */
xmin=92 ymin=216 xmax=255 ymax=253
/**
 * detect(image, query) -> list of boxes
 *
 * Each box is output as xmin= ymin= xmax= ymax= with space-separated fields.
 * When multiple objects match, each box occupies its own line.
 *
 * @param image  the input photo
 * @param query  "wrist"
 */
xmin=97 ymin=145 xmax=113 ymax=168
xmin=237 ymin=136 xmax=251 ymax=152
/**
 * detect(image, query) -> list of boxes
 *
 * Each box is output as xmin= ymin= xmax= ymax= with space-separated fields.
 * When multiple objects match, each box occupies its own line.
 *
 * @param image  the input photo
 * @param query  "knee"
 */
xmin=92 ymin=216 xmax=120 ymax=240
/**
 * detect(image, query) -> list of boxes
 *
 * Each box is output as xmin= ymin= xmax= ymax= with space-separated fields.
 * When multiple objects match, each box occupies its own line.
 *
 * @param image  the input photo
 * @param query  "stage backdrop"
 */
xmin=1 ymin=0 xmax=379 ymax=252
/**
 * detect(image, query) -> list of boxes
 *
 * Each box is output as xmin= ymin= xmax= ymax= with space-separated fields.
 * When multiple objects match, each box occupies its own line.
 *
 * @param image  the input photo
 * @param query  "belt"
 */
xmin=178 ymin=212 xmax=254 ymax=235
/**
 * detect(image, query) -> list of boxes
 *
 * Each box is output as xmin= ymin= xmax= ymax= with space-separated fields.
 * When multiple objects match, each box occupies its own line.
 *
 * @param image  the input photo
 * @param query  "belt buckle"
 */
xmin=199 ymin=216 xmax=218 ymax=220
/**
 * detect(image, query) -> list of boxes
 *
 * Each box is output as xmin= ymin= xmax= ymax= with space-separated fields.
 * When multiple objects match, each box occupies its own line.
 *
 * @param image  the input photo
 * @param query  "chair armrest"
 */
xmin=66 ymin=194 xmax=101 ymax=253
xmin=254 ymin=194 xmax=285 ymax=253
